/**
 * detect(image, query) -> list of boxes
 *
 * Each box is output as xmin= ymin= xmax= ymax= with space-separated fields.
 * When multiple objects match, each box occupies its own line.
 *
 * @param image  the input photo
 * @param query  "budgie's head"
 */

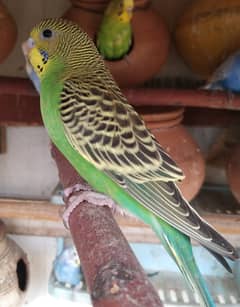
xmin=57 ymin=247 xmax=80 ymax=268
xmin=105 ymin=0 xmax=134 ymax=23
xmin=22 ymin=18 xmax=103 ymax=81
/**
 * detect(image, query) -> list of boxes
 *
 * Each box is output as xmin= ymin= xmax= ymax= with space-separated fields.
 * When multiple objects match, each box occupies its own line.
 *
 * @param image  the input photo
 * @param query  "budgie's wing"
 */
xmin=119 ymin=178 xmax=237 ymax=260
xmin=59 ymin=78 xmax=237 ymax=260
xmin=60 ymin=78 xmax=184 ymax=183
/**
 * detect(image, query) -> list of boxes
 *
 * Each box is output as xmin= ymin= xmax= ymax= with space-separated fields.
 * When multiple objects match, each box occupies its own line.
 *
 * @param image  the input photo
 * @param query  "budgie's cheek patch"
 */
xmin=40 ymin=49 xmax=49 ymax=65
xmin=28 ymin=47 xmax=48 ymax=76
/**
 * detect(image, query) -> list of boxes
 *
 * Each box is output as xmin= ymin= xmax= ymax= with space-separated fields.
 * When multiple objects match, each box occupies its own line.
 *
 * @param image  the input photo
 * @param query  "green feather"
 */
xmin=97 ymin=22 xmax=132 ymax=60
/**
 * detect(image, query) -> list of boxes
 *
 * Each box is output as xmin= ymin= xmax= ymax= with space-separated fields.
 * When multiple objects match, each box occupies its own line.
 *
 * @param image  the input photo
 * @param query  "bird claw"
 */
xmin=62 ymin=184 xmax=120 ymax=228
xmin=63 ymin=183 xmax=91 ymax=202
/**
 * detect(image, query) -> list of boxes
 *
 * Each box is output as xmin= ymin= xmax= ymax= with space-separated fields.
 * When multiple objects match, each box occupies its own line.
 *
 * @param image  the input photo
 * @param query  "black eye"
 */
xmin=42 ymin=29 xmax=53 ymax=38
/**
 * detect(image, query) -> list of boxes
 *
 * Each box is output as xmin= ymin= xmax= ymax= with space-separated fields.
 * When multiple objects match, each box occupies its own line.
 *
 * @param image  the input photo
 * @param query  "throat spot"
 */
xmin=37 ymin=64 xmax=43 ymax=73
xmin=42 ymin=58 xmax=48 ymax=65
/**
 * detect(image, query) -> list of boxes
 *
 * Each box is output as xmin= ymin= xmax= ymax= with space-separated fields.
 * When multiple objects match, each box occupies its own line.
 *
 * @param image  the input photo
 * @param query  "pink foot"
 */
xmin=63 ymin=184 xmax=91 ymax=201
xmin=62 ymin=184 xmax=121 ymax=228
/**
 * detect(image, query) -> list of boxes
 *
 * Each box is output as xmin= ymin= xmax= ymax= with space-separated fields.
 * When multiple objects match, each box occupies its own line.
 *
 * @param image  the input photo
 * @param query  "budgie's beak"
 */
xmin=22 ymin=38 xmax=40 ymax=93
xmin=22 ymin=38 xmax=35 ymax=54
xmin=22 ymin=38 xmax=34 ymax=74
xmin=127 ymin=7 xmax=133 ymax=17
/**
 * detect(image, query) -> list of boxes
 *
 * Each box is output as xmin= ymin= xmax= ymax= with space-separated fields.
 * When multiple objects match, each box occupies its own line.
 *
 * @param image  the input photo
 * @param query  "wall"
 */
xmin=0 ymin=0 xmax=70 ymax=198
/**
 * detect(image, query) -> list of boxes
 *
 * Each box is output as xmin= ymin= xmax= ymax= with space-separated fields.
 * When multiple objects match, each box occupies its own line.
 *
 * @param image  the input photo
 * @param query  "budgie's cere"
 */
xmin=97 ymin=0 xmax=134 ymax=60
xmin=23 ymin=18 xmax=238 ymax=307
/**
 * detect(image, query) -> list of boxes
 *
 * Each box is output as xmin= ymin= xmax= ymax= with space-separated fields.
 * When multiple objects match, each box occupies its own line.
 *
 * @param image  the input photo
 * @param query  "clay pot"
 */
xmin=175 ymin=0 xmax=240 ymax=78
xmin=64 ymin=0 xmax=169 ymax=87
xmin=142 ymin=107 xmax=205 ymax=201
xmin=0 ymin=220 xmax=29 ymax=307
xmin=226 ymin=145 xmax=240 ymax=204
xmin=0 ymin=1 xmax=17 ymax=64
xmin=70 ymin=0 xmax=109 ymax=11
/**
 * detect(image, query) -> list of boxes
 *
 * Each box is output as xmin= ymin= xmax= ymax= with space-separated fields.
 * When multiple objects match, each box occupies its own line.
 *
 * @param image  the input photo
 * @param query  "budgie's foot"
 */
xmin=62 ymin=184 xmax=121 ymax=228
xmin=63 ymin=183 xmax=92 ymax=201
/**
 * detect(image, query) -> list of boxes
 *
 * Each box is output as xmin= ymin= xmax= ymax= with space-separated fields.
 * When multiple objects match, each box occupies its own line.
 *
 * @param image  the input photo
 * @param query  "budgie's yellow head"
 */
xmin=22 ymin=18 xmax=103 ymax=81
xmin=105 ymin=0 xmax=134 ymax=23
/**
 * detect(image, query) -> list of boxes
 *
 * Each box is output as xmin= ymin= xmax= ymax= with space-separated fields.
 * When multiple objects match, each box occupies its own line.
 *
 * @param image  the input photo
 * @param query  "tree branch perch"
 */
xmin=51 ymin=145 xmax=162 ymax=307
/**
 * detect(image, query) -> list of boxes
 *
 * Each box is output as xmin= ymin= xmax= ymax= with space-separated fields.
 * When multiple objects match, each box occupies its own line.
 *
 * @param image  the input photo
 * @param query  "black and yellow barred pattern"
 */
xmin=60 ymin=76 xmax=183 ymax=183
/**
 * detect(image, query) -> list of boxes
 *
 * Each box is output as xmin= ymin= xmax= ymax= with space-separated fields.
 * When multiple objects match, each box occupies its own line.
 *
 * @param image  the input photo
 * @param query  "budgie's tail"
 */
xmin=151 ymin=215 xmax=215 ymax=307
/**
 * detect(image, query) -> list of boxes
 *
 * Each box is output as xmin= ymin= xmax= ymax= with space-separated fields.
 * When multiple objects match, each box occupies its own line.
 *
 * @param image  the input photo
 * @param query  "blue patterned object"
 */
xmin=205 ymin=51 xmax=240 ymax=92
xmin=53 ymin=244 xmax=83 ymax=287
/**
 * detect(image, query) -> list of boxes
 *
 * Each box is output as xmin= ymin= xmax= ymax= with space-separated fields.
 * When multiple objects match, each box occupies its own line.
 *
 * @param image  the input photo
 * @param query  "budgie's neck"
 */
xmin=40 ymin=55 xmax=111 ymax=90
xmin=41 ymin=51 xmax=120 ymax=96
xmin=38 ymin=57 xmax=64 ymax=84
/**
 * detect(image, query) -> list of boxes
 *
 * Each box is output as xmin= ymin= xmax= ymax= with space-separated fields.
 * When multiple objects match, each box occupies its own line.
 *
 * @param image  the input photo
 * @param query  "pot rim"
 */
xmin=142 ymin=106 xmax=184 ymax=122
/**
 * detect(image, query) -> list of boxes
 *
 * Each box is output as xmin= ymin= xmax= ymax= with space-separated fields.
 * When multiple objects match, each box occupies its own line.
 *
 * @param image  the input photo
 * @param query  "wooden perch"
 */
xmin=0 ymin=197 xmax=239 ymax=246
xmin=51 ymin=145 xmax=162 ymax=307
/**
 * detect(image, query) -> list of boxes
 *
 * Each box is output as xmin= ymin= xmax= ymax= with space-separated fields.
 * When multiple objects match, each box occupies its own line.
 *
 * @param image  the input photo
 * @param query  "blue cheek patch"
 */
xmin=40 ymin=49 xmax=49 ymax=64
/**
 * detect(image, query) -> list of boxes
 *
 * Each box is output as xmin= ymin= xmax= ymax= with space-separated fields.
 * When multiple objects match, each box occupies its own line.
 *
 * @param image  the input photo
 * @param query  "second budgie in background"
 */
xmin=205 ymin=51 xmax=240 ymax=92
xmin=97 ymin=0 xmax=134 ymax=60
xmin=53 ymin=239 xmax=83 ymax=288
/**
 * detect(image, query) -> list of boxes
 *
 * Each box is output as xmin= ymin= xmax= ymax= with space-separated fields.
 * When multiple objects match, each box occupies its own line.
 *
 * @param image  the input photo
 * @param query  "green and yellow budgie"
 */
xmin=97 ymin=0 xmax=134 ymax=60
xmin=22 ymin=18 xmax=238 ymax=307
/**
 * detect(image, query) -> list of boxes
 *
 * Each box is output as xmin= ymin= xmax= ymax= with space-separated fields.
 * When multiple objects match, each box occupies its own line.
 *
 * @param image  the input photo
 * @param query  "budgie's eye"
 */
xmin=42 ymin=29 xmax=53 ymax=39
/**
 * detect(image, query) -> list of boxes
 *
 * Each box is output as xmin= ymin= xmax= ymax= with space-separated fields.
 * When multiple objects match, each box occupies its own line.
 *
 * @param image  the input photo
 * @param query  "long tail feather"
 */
xmin=151 ymin=215 xmax=215 ymax=307
xmin=205 ymin=248 xmax=232 ymax=273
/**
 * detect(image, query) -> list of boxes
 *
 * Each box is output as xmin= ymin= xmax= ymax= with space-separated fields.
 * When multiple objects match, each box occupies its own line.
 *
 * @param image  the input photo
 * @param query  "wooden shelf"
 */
xmin=0 ymin=77 xmax=240 ymax=127
xmin=0 ymin=194 xmax=239 ymax=246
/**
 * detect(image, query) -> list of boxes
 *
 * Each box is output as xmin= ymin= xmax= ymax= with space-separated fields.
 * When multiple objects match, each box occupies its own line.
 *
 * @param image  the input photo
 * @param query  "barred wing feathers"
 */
xmin=60 ymin=78 xmax=183 ymax=183
xmin=59 ymin=78 xmax=237 ymax=260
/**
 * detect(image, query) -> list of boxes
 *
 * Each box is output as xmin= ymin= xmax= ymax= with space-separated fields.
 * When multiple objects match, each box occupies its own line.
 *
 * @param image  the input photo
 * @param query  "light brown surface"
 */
xmin=0 ymin=198 xmax=239 ymax=245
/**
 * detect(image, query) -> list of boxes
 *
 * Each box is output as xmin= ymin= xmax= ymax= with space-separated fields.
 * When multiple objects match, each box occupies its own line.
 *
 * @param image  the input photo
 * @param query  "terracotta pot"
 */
xmin=70 ymin=0 xmax=109 ymax=11
xmin=226 ymin=145 xmax=240 ymax=204
xmin=64 ymin=0 xmax=169 ymax=87
xmin=175 ymin=0 xmax=240 ymax=78
xmin=70 ymin=0 xmax=149 ymax=10
xmin=143 ymin=107 xmax=205 ymax=201
xmin=0 ymin=1 xmax=17 ymax=64
xmin=0 ymin=220 xmax=29 ymax=307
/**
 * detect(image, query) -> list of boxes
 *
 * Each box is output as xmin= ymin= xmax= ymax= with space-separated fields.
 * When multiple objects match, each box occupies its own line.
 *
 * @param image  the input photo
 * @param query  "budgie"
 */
xmin=97 ymin=0 xmax=134 ymax=60
xmin=22 ymin=18 xmax=238 ymax=307
xmin=205 ymin=51 xmax=240 ymax=92
xmin=54 ymin=245 xmax=83 ymax=288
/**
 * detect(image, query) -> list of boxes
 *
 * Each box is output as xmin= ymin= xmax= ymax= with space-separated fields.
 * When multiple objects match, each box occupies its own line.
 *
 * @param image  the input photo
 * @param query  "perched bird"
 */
xmin=96 ymin=0 xmax=134 ymax=60
xmin=204 ymin=51 xmax=240 ymax=92
xmin=53 ymin=245 xmax=83 ymax=288
xmin=23 ymin=18 xmax=238 ymax=307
